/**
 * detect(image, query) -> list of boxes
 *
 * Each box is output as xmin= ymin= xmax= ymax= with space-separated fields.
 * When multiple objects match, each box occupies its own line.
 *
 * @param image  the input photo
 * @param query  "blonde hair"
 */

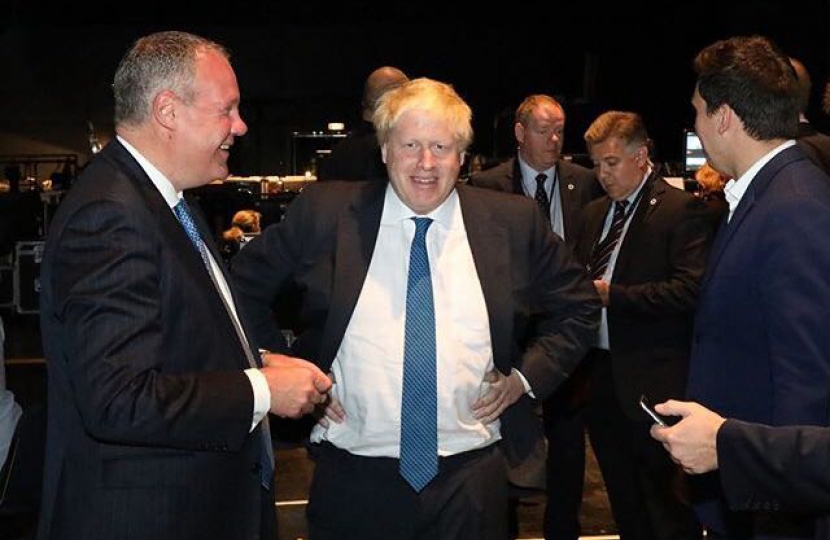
xmin=231 ymin=209 xmax=261 ymax=233
xmin=695 ymin=162 xmax=729 ymax=193
xmin=372 ymin=77 xmax=473 ymax=151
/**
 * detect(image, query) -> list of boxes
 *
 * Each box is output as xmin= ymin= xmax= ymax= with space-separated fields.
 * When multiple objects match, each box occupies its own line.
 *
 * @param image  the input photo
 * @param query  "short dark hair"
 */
xmin=694 ymin=35 xmax=798 ymax=141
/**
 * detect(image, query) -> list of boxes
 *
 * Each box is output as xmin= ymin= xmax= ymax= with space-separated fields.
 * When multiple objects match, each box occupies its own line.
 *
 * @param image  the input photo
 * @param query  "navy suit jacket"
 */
xmin=38 ymin=140 xmax=269 ymax=540
xmin=686 ymin=145 xmax=830 ymax=539
xmin=686 ymin=145 xmax=830 ymax=425
xmin=719 ymin=419 xmax=830 ymax=515
xmin=232 ymin=180 xmax=601 ymax=464
xmin=469 ymin=156 xmax=601 ymax=247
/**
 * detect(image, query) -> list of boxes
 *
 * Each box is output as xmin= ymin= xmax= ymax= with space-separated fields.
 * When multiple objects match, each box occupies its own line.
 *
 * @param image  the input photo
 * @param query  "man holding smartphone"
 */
xmin=574 ymin=111 xmax=714 ymax=540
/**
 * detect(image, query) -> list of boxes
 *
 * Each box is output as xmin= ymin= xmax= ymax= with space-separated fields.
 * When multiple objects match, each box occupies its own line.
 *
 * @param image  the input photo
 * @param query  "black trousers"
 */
xmin=543 ymin=362 xmax=591 ymax=540
xmin=307 ymin=442 xmax=508 ymax=540
xmin=260 ymin=484 xmax=277 ymax=540
xmin=587 ymin=350 xmax=702 ymax=540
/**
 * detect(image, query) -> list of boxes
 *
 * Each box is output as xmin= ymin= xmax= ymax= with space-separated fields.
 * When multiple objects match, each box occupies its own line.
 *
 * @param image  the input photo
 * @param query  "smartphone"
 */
xmin=639 ymin=395 xmax=669 ymax=427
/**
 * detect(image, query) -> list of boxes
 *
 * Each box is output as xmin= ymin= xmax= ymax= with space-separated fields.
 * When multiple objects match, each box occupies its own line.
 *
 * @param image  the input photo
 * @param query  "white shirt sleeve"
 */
xmin=244 ymin=368 xmax=271 ymax=432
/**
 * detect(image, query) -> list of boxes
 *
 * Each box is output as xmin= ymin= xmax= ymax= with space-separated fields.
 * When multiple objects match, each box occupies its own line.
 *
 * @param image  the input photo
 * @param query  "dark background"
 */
xmin=1 ymin=1 xmax=829 ymax=176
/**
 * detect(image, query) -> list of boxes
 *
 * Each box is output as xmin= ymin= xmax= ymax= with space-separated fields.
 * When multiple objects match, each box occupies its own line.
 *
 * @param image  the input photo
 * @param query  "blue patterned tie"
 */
xmin=173 ymin=199 xmax=212 ymax=268
xmin=399 ymin=217 xmax=438 ymax=492
xmin=173 ymin=199 xmax=275 ymax=489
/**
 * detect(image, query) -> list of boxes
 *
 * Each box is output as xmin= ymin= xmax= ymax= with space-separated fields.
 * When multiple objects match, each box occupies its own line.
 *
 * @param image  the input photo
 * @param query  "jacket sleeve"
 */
xmin=609 ymin=197 xmax=711 ymax=316
xmin=517 ymin=209 xmax=602 ymax=399
xmin=719 ymin=419 xmax=830 ymax=513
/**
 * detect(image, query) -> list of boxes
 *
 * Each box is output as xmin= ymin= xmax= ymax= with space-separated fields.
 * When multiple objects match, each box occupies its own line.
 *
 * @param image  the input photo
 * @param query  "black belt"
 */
xmin=312 ymin=441 xmax=499 ymax=472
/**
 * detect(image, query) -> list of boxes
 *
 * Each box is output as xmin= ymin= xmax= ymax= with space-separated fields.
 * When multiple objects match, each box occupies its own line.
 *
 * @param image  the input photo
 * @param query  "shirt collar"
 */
xmin=117 ymin=135 xmax=182 ymax=209
xmin=620 ymin=166 xmax=651 ymax=206
xmin=723 ymin=140 xmax=795 ymax=215
xmin=381 ymin=183 xmax=461 ymax=230
xmin=517 ymin=154 xmax=556 ymax=182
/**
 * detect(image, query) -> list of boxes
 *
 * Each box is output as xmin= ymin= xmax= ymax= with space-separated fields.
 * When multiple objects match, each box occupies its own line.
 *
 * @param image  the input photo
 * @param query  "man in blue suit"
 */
xmin=685 ymin=35 xmax=830 ymax=540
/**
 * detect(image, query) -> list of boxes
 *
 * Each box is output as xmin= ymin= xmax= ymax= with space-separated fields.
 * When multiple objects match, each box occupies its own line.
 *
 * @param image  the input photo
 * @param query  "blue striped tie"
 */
xmin=173 ymin=199 xmax=275 ymax=489
xmin=400 ymin=217 xmax=438 ymax=492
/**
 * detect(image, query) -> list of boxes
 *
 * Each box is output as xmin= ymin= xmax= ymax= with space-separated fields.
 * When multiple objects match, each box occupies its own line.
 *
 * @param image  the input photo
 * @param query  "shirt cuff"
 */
xmin=244 ymin=368 xmax=271 ymax=432
xmin=512 ymin=368 xmax=535 ymax=398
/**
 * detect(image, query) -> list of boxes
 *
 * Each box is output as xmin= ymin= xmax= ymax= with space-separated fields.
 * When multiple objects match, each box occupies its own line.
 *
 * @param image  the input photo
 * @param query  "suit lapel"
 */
xmin=582 ymin=197 xmax=612 ymax=266
xmin=105 ymin=141 xmax=252 ymax=368
xmin=510 ymin=157 xmax=524 ymax=195
xmin=457 ymin=186 xmax=512 ymax=371
xmin=558 ymin=163 xmax=581 ymax=241
xmin=700 ymin=146 xmax=799 ymax=291
xmin=318 ymin=183 xmax=386 ymax=366
xmin=613 ymin=174 xmax=662 ymax=280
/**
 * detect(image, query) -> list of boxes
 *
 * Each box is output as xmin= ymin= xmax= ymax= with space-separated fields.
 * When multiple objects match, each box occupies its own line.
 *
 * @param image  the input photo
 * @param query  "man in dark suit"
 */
xmin=469 ymin=93 xmax=601 ymax=540
xmin=790 ymin=57 xmax=830 ymax=173
xmin=469 ymin=94 xmax=600 ymax=245
xmin=576 ymin=111 xmax=709 ymax=540
xmin=318 ymin=66 xmax=409 ymax=182
xmin=685 ymin=36 xmax=830 ymax=540
xmin=36 ymin=31 xmax=331 ymax=540
xmin=233 ymin=78 xmax=601 ymax=540
xmin=652 ymin=399 xmax=830 ymax=517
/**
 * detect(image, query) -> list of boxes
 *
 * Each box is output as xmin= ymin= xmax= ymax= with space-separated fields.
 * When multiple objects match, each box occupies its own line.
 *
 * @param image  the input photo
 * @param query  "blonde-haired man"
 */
xmin=233 ymin=78 xmax=600 ymax=540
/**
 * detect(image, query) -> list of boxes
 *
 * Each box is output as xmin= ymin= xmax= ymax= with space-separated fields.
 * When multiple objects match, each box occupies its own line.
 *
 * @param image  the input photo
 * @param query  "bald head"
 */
xmin=362 ymin=66 xmax=409 ymax=120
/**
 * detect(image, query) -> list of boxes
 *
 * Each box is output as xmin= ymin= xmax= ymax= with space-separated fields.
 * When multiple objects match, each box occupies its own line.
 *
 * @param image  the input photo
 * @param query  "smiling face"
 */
xmin=381 ymin=108 xmax=463 ymax=215
xmin=172 ymin=49 xmax=248 ymax=190
xmin=516 ymin=102 xmax=565 ymax=171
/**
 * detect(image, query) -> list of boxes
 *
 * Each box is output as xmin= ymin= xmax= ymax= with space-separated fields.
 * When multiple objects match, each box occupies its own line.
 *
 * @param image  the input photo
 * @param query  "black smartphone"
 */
xmin=639 ymin=395 xmax=669 ymax=427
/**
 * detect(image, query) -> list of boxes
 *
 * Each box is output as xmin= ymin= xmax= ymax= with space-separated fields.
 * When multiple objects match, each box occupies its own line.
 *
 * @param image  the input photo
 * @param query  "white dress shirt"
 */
xmin=724 ymin=140 xmax=796 ymax=222
xmin=118 ymin=136 xmax=270 ymax=431
xmin=310 ymin=185 xmax=501 ymax=457
xmin=596 ymin=170 xmax=650 ymax=349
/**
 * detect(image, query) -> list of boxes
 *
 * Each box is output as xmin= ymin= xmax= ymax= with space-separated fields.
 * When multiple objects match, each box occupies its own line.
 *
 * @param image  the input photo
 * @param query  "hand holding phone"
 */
xmin=639 ymin=395 xmax=671 ymax=427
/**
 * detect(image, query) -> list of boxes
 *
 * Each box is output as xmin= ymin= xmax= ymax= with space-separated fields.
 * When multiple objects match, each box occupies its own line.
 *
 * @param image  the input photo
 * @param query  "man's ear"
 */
xmin=153 ymin=90 xmax=178 ymax=131
xmin=716 ymin=104 xmax=733 ymax=135
xmin=514 ymin=122 xmax=525 ymax=146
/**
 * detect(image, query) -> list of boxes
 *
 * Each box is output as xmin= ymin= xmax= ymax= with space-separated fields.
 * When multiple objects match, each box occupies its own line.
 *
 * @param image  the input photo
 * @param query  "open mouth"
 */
xmin=411 ymin=176 xmax=437 ymax=186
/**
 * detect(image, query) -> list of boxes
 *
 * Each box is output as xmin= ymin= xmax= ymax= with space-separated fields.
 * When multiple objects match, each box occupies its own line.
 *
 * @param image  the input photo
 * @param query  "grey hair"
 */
xmin=113 ymin=31 xmax=228 ymax=126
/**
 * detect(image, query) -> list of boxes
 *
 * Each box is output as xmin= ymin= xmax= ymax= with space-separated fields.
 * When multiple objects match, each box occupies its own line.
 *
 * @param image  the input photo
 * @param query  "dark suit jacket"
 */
xmin=38 ymin=140 xmax=269 ymax=540
xmin=686 ymin=145 xmax=830 ymax=425
xmin=469 ymin=156 xmax=601 ymax=246
xmin=718 ymin=419 xmax=830 ymax=515
xmin=686 ymin=145 xmax=830 ymax=539
xmin=797 ymin=121 xmax=830 ymax=174
xmin=575 ymin=174 xmax=712 ymax=419
xmin=232 ymin=181 xmax=601 ymax=464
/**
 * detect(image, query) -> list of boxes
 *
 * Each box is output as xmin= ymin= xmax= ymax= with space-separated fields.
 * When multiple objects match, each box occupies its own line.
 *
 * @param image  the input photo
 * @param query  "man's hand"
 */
xmin=260 ymin=353 xmax=332 ymax=418
xmin=593 ymin=279 xmax=610 ymax=306
xmin=316 ymin=372 xmax=346 ymax=428
xmin=472 ymin=369 xmax=526 ymax=424
xmin=649 ymin=399 xmax=726 ymax=474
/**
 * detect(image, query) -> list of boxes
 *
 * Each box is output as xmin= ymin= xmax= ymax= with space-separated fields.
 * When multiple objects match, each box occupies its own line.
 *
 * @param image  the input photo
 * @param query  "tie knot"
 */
xmin=412 ymin=217 xmax=433 ymax=238
xmin=615 ymin=200 xmax=629 ymax=213
xmin=535 ymin=173 xmax=547 ymax=187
